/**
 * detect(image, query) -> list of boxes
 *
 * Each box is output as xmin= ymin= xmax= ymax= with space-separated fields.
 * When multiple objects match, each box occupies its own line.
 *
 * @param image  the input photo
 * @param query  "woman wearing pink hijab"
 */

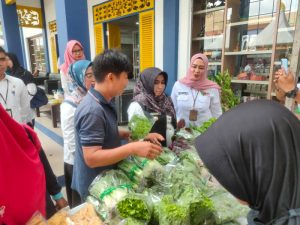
xmin=171 ymin=53 xmax=222 ymax=128
xmin=60 ymin=40 xmax=85 ymax=97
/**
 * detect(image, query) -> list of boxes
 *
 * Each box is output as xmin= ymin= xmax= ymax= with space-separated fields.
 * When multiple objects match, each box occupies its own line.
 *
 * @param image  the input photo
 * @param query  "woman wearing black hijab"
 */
xmin=195 ymin=100 xmax=300 ymax=225
xmin=6 ymin=52 xmax=35 ymax=85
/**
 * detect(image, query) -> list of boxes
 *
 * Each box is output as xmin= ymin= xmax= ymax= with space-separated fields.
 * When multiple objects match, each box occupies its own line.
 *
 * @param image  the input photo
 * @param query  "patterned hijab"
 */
xmin=66 ymin=60 xmax=92 ymax=105
xmin=195 ymin=100 xmax=300 ymax=225
xmin=60 ymin=40 xmax=85 ymax=75
xmin=180 ymin=53 xmax=220 ymax=91
xmin=133 ymin=67 xmax=176 ymax=119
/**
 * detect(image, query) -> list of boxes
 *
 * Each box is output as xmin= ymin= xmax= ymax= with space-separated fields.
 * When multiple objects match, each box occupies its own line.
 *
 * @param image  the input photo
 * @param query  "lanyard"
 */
xmin=0 ymin=80 xmax=9 ymax=105
xmin=190 ymin=88 xmax=200 ymax=109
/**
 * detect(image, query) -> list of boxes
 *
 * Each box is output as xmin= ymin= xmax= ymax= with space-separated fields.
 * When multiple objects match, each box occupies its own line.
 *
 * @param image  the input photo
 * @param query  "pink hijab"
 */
xmin=180 ymin=53 xmax=220 ymax=91
xmin=0 ymin=105 xmax=46 ymax=224
xmin=60 ymin=40 xmax=85 ymax=75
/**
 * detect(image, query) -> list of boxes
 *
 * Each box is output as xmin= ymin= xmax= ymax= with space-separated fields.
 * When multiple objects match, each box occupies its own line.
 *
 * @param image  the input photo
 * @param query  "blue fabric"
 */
xmin=69 ymin=59 xmax=92 ymax=92
xmin=71 ymin=87 xmax=121 ymax=199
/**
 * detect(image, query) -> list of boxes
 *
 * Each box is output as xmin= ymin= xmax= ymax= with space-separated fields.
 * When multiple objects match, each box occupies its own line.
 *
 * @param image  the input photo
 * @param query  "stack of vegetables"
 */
xmin=87 ymin=147 xmax=249 ymax=225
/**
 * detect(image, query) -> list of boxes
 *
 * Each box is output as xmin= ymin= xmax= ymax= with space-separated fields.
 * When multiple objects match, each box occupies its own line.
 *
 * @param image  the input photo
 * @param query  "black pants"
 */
xmin=64 ymin=162 xmax=81 ymax=208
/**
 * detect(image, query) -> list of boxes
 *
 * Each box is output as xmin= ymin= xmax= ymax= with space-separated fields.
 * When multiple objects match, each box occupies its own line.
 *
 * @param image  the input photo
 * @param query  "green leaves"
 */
xmin=210 ymin=70 xmax=240 ymax=111
xmin=128 ymin=115 xmax=152 ymax=140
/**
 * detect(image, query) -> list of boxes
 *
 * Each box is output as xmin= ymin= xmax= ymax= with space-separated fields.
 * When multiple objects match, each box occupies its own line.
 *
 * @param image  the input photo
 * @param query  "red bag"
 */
xmin=0 ymin=105 xmax=46 ymax=224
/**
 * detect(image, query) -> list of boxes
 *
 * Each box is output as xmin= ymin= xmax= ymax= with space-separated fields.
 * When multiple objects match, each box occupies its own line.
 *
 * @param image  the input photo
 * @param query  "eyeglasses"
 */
xmin=72 ymin=49 xmax=83 ymax=54
xmin=85 ymin=73 xmax=94 ymax=79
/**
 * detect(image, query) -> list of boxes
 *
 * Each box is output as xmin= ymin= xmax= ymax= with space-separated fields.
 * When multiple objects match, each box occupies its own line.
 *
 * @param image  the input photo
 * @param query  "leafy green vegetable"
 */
xmin=153 ymin=195 xmax=190 ymax=225
xmin=118 ymin=158 xmax=144 ymax=183
xmin=190 ymin=117 xmax=217 ymax=134
xmin=156 ymin=148 xmax=177 ymax=165
xmin=209 ymin=70 xmax=240 ymax=112
xmin=128 ymin=115 xmax=152 ymax=140
xmin=117 ymin=193 xmax=153 ymax=222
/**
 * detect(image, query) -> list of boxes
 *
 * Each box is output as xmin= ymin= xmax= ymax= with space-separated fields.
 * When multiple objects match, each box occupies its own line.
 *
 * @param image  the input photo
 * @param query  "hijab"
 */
xmin=195 ymin=100 xmax=300 ymax=225
xmin=6 ymin=53 xmax=34 ymax=84
xmin=133 ymin=67 xmax=176 ymax=119
xmin=65 ymin=60 xmax=92 ymax=105
xmin=60 ymin=40 xmax=85 ymax=75
xmin=180 ymin=53 xmax=220 ymax=91
xmin=0 ymin=104 xmax=46 ymax=224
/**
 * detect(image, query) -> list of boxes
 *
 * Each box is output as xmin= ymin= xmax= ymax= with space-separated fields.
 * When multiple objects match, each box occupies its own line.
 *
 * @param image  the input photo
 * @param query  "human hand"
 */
xmin=177 ymin=119 xmax=185 ymax=129
xmin=55 ymin=197 xmax=68 ymax=210
xmin=144 ymin=133 xmax=164 ymax=146
xmin=119 ymin=129 xmax=131 ymax=141
xmin=131 ymin=141 xmax=162 ymax=160
xmin=274 ymin=69 xmax=295 ymax=93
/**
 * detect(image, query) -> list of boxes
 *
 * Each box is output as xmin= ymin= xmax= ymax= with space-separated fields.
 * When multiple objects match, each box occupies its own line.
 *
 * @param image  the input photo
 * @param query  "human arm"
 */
xmin=274 ymin=69 xmax=300 ymax=103
xmin=209 ymin=88 xmax=223 ymax=118
xmin=60 ymin=103 xmax=76 ymax=158
xmin=82 ymin=141 xmax=163 ymax=168
xmin=127 ymin=101 xmax=146 ymax=121
xmin=171 ymin=82 xmax=185 ymax=128
xmin=19 ymin=81 xmax=32 ymax=123
xmin=39 ymin=149 xmax=68 ymax=209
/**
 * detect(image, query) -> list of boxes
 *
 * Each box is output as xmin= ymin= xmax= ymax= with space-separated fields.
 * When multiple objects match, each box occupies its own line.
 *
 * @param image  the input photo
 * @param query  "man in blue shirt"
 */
xmin=72 ymin=49 xmax=163 ymax=202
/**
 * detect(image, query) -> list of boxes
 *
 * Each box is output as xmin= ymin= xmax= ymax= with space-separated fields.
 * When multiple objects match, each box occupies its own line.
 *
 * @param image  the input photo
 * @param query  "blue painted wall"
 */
xmin=0 ymin=1 xmax=25 ymax=67
xmin=163 ymin=0 xmax=179 ymax=95
xmin=55 ymin=0 xmax=91 ymax=66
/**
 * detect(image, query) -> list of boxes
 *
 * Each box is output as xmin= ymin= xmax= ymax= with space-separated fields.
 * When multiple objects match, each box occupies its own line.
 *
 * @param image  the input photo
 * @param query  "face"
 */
xmin=6 ymin=56 xmax=13 ymax=69
xmin=0 ymin=52 xmax=7 ymax=76
xmin=153 ymin=74 xmax=166 ymax=97
xmin=72 ymin=44 xmax=84 ymax=60
xmin=111 ymin=71 xmax=129 ymax=96
xmin=84 ymin=66 xmax=95 ymax=90
xmin=191 ymin=58 xmax=206 ymax=81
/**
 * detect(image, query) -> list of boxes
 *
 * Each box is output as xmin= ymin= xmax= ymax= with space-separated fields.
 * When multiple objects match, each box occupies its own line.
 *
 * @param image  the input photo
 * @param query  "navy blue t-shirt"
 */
xmin=71 ymin=88 xmax=121 ymax=199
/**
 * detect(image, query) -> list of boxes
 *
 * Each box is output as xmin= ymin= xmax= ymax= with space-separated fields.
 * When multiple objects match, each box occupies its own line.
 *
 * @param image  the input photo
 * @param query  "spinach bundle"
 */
xmin=128 ymin=115 xmax=152 ymax=140
xmin=117 ymin=193 xmax=153 ymax=222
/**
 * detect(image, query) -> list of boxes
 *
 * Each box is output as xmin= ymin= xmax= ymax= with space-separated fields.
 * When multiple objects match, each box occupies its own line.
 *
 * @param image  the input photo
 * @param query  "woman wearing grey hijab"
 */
xmin=195 ymin=100 xmax=300 ymax=225
xmin=128 ymin=67 xmax=176 ymax=146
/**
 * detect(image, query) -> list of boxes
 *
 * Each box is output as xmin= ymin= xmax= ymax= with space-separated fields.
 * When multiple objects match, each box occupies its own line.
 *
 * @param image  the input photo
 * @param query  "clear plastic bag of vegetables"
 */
xmin=152 ymin=195 xmax=190 ymax=225
xmin=156 ymin=147 xmax=177 ymax=165
xmin=176 ymin=185 xmax=216 ymax=225
xmin=116 ymin=193 xmax=153 ymax=223
xmin=210 ymin=188 xmax=249 ymax=224
xmin=128 ymin=115 xmax=153 ymax=141
xmin=118 ymin=157 xmax=145 ymax=185
xmin=88 ymin=169 xmax=133 ymax=221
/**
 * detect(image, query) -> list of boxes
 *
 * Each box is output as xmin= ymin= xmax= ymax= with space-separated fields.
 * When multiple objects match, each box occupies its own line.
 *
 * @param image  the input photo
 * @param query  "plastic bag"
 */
xmin=128 ymin=115 xmax=152 ymax=140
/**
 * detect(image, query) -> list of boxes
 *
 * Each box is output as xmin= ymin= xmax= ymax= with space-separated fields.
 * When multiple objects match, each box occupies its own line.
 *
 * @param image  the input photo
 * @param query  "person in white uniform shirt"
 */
xmin=171 ymin=53 xmax=222 ymax=128
xmin=0 ymin=47 xmax=31 ymax=124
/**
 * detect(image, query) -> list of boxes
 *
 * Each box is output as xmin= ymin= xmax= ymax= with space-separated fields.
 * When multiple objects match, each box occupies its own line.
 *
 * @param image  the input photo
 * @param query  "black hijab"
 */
xmin=6 ymin=53 xmax=34 ymax=84
xmin=195 ymin=100 xmax=300 ymax=224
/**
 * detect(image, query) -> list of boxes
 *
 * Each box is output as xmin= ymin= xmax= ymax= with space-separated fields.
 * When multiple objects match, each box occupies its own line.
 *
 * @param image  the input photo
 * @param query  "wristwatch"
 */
xmin=285 ymin=87 xmax=298 ymax=98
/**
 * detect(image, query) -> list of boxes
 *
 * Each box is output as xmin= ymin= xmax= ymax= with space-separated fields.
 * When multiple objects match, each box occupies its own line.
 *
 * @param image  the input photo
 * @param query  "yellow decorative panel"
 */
xmin=16 ymin=5 xmax=43 ymax=28
xmin=49 ymin=20 xmax=57 ymax=33
xmin=139 ymin=10 xmax=154 ymax=71
xmin=107 ymin=24 xmax=121 ymax=49
xmin=50 ymin=36 xmax=58 ymax=73
xmin=5 ymin=0 xmax=16 ymax=5
xmin=93 ymin=0 xmax=154 ymax=24
xmin=94 ymin=23 xmax=104 ymax=55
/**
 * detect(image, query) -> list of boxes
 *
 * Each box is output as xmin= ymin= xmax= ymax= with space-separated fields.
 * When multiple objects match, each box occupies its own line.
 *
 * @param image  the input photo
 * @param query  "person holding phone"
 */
xmin=274 ymin=68 xmax=300 ymax=103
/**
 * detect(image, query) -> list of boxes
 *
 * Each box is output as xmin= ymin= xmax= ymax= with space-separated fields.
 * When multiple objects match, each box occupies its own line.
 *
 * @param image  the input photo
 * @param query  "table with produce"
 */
xmin=32 ymin=116 xmax=249 ymax=225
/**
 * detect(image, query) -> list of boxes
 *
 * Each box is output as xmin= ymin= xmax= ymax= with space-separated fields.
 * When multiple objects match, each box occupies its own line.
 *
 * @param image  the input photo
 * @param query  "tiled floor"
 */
xmin=34 ymin=108 xmax=66 ymax=196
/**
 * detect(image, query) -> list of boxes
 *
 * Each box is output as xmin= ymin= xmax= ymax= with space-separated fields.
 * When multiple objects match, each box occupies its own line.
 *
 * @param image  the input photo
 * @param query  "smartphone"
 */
xmin=281 ymin=58 xmax=288 ymax=73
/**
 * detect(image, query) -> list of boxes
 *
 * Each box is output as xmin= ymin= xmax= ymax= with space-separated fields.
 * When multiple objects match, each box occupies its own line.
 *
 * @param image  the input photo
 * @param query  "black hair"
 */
xmin=92 ymin=49 xmax=133 ymax=82
xmin=0 ymin=47 xmax=6 ymax=55
xmin=6 ymin=53 xmax=20 ymax=72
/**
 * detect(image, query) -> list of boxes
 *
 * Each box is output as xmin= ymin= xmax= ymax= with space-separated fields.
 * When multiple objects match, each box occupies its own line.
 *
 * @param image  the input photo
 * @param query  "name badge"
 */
xmin=189 ymin=109 xmax=198 ymax=121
